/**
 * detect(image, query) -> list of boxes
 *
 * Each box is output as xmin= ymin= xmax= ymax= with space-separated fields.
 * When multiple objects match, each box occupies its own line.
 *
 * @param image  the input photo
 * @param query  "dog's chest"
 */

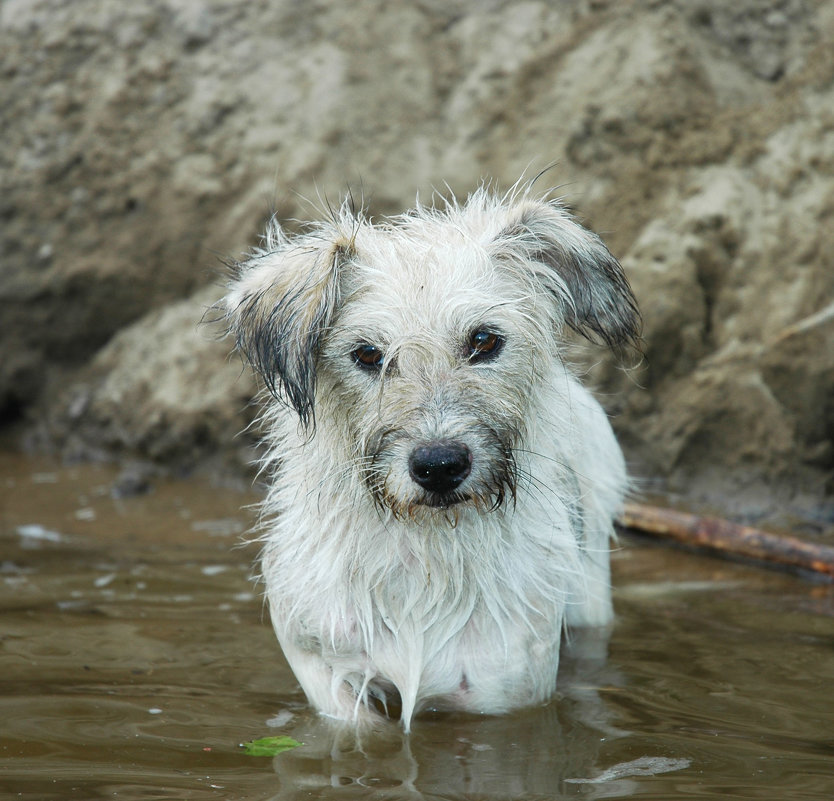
xmin=417 ymin=607 xmax=562 ymax=709
xmin=300 ymin=580 xmax=563 ymax=713
xmin=265 ymin=507 xmax=576 ymax=714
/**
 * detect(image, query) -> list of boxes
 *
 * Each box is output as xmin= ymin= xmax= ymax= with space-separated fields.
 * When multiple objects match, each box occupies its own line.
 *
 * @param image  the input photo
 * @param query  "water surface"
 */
xmin=1 ymin=453 xmax=832 ymax=799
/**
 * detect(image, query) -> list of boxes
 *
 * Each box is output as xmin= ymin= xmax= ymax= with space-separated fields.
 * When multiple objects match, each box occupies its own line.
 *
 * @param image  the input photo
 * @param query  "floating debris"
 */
xmin=265 ymin=710 xmax=294 ymax=728
xmin=16 ymin=524 xmax=63 ymax=543
xmin=241 ymin=735 xmax=302 ymax=757
xmin=566 ymin=756 xmax=692 ymax=784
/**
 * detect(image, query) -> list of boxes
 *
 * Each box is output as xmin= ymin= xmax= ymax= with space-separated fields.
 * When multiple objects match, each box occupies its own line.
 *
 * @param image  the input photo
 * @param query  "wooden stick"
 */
xmin=617 ymin=501 xmax=834 ymax=580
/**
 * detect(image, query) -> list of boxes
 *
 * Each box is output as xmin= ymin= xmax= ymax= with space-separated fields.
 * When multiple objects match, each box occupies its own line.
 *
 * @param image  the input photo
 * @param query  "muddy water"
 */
xmin=1 ymin=453 xmax=833 ymax=801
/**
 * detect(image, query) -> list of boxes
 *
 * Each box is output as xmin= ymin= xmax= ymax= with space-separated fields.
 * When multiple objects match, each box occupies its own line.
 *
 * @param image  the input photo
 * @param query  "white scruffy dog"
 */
xmin=224 ymin=183 xmax=640 ymax=730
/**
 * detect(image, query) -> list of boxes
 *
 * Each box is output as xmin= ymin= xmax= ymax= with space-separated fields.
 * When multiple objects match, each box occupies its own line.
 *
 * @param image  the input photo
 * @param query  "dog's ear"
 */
xmin=224 ymin=220 xmax=353 ymax=427
xmin=497 ymin=200 xmax=641 ymax=350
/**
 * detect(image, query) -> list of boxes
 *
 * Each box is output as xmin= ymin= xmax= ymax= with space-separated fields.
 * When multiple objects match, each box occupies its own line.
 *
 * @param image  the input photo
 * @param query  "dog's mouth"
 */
xmin=370 ymin=481 xmax=513 ymax=522
xmin=417 ymin=491 xmax=470 ymax=509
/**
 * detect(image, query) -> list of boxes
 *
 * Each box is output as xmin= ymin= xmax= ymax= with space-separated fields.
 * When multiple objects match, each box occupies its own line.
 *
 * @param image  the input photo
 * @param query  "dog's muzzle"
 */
xmin=408 ymin=441 xmax=472 ymax=500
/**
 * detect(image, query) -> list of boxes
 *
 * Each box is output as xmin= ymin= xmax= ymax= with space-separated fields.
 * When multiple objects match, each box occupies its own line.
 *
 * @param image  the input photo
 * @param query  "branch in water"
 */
xmin=617 ymin=502 xmax=834 ymax=581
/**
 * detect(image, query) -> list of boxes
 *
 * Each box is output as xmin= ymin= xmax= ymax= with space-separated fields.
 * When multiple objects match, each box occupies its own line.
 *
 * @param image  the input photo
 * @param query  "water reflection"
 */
xmin=267 ymin=704 xmax=605 ymax=800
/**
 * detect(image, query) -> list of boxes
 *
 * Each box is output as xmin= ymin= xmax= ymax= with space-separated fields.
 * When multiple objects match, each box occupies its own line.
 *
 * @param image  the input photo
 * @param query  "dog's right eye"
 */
xmin=352 ymin=344 xmax=384 ymax=369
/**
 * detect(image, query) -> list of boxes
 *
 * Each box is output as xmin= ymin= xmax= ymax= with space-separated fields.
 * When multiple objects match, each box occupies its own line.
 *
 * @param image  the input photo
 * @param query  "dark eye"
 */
xmin=351 ymin=344 xmax=384 ymax=369
xmin=468 ymin=330 xmax=503 ymax=362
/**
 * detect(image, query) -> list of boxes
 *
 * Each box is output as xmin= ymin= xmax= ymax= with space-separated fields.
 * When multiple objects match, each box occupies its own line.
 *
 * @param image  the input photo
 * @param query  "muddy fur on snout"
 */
xmin=224 ymin=180 xmax=640 ymax=731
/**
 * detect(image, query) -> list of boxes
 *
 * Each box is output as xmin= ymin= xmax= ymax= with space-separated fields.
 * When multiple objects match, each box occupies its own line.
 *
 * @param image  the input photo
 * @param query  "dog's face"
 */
xmin=318 ymin=229 xmax=533 ymax=517
xmin=225 ymin=188 xmax=640 ymax=519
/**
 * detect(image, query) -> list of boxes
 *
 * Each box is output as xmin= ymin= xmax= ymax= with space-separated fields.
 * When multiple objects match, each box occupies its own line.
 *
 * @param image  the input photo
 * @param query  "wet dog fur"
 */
xmin=223 ymin=182 xmax=640 ymax=730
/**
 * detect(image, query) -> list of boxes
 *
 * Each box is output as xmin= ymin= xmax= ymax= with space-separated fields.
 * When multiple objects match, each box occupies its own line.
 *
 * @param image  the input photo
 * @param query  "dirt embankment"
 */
xmin=2 ymin=0 xmax=832 ymax=527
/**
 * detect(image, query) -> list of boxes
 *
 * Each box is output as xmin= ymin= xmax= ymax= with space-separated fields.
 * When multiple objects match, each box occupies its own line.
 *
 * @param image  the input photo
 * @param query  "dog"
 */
xmin=223 ymin=182 xmax=640 ymax=731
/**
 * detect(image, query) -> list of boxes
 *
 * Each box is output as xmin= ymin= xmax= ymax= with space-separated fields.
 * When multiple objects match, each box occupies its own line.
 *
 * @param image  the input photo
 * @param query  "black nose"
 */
xmin=408 ymin=441 xmax=472 ymax=494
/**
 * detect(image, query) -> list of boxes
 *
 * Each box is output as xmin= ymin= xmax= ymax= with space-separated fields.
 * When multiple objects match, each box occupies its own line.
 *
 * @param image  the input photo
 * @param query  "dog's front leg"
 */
xmin=280 ymin=638 xmax=361 ymax=723
xmin=566 ymin=546 xmax=615 ymax=628
xmin=279 ymin=637 xmax=385 ymax=726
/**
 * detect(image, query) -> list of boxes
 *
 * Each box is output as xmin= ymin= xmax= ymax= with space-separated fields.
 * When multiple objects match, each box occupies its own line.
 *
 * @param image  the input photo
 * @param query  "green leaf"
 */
xmin=240 ymin=735 xmax=302 ymax=757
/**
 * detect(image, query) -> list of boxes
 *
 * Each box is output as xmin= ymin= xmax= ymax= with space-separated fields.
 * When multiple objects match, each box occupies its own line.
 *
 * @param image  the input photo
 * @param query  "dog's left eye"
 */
xmin=468 ymin=330 xmax=504 ymax=362
xmin=352 ymin=344 xmax=384 ymax=369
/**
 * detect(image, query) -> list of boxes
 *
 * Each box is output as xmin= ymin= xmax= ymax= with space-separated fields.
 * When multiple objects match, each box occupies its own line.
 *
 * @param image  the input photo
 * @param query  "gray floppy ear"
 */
xmin=224 ymin=218 xmax=354 ymax=427
xmin=498 ymin=199 xmax=641 ymax=350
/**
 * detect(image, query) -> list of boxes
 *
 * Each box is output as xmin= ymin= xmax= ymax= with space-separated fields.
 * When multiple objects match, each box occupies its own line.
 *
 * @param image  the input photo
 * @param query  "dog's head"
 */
xmin=224 ymin=186 xmax=640 ymax=516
